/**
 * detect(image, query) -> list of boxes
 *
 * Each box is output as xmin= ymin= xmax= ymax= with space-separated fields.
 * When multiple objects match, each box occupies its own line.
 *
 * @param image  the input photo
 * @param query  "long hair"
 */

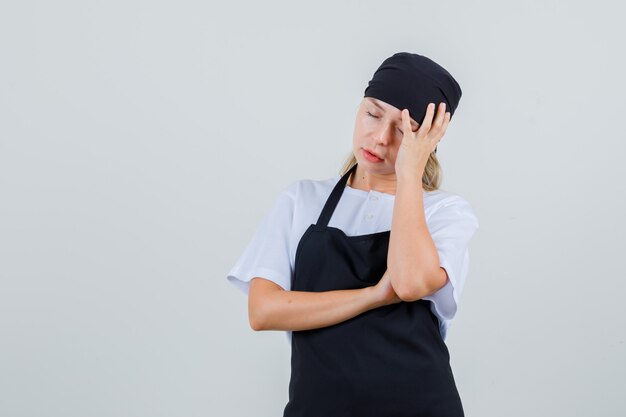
xmin=338 ymin=151 xmax=442 ymax=192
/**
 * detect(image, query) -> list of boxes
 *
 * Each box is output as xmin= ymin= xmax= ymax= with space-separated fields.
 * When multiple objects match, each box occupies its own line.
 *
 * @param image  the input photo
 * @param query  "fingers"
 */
xmin=410 ymin=103 xmax=452 ymax=146
xmin=401 ymin=109 xmax=411 ymax=134
xmin=442 ymin=111 xmax=451 ymax=131
xmin=420 ymin=103 xmax=436 ymax=131
xmin=431 ymin=103 xmax=451 ymax=138
xmin=434 ymin=103 xmax=446 ymax=128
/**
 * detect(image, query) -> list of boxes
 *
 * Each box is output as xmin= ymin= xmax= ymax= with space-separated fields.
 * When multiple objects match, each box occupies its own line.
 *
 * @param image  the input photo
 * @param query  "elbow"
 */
xmin=249 ymin=319 xmax=264 ymax=332
xmin=392 ymin=269 xmax=445 ymax=302
xmin=392 ymin=274 xmax=427 ymax=302
xmin=395 ymin=284 xmax=425 ymax=302
xmin=248 ymin=308 xmax=266 ymax=331
xmin=248 ymin=277 xmax=285 ymax=331
xmin=387 ymin=265 xmax=425 ymax=302
xmin=248 ymin=297 xmax=268 ymax=331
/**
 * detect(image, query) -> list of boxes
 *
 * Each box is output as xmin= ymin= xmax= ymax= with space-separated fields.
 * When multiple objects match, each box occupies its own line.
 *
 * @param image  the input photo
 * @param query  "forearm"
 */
xmin=257 ymin=286 xmax=383 ymax=331
xmin=387 ymin=175 xmax=441 ymax=300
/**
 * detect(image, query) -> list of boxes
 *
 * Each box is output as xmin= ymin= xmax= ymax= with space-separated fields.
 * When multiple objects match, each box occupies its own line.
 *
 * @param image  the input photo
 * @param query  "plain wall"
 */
xmin=1 ymin=0 xmax=625 ymax=416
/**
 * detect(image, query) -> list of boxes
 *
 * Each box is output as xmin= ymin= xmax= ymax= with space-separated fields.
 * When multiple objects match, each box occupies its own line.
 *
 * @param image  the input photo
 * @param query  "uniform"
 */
xmin=226 ymin=165 xmax=479 ymax=416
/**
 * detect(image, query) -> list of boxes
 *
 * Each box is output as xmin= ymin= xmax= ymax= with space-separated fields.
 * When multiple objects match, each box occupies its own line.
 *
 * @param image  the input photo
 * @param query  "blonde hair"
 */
xmin=339 ymin=151 xmax=442 ymax=192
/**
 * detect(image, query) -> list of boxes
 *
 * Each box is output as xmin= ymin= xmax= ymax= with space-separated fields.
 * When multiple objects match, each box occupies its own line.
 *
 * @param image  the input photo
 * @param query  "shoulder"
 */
xmin=280 ymin=174 xmax=338 ymax=202
xmin=425 ymin=189 xmax=479 ymax=228
xmin=423 ymin=188 xmax=468 ymax=207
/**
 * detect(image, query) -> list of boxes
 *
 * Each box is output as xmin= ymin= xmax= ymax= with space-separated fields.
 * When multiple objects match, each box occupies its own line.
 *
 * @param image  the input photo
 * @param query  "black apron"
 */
xmin=282 ymin=164 xmax=465 ymax=417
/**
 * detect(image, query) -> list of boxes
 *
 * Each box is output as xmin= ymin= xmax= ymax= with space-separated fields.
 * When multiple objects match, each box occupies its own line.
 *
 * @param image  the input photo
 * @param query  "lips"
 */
xmin=363 ymin=148 xmax=383 ymax=160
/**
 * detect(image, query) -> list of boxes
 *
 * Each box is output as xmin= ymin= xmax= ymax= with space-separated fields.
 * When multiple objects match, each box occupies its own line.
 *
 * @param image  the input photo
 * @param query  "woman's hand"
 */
xmin=394 ymin=102 xmax=451 ymax=181
xmin=373 ymin=269 xmax=403 ymax=306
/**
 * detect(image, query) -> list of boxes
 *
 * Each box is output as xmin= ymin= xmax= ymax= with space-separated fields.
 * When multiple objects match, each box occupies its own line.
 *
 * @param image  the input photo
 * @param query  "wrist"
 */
xmin=396 ymin=171 xmax=424 ymax=189
xmin=362 ymin=285 xmax=384 ymax=309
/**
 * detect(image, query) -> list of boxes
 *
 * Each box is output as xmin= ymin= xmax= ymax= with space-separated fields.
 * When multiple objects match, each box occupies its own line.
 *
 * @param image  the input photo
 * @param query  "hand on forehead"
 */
xmin=364 ymin=97 xmax=420 ymax=130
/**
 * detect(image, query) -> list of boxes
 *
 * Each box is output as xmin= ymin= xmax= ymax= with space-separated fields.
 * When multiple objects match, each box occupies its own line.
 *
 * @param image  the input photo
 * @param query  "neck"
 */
xmin=348 ymin=164 xmax=397 ymax=195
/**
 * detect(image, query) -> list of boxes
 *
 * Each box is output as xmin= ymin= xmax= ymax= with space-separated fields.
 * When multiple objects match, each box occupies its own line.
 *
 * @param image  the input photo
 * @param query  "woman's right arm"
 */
xmin=248 ymin=271 xmax=400 ymax=331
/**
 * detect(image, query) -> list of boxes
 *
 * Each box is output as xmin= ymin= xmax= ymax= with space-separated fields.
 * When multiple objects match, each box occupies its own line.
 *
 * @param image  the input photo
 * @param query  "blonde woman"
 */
xmin=227 ymin=52 xmax=479 ymax=416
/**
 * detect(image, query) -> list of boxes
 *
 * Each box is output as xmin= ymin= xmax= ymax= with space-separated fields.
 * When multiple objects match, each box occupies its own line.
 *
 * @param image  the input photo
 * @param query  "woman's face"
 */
xmin=352 ymin=97 xmax=419 ymax=176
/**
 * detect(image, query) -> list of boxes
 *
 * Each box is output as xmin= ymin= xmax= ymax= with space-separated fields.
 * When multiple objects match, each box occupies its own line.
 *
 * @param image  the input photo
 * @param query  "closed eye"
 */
xmin=367 ymin=111 xmax=403 ymax=135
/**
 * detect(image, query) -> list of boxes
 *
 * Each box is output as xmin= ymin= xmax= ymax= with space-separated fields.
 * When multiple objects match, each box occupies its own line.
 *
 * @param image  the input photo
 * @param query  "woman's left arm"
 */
xmin=387 ymin=176 xmax=448 ymax=302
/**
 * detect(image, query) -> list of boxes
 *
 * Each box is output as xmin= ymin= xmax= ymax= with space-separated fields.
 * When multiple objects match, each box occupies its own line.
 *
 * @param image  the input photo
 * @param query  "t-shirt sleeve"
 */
xmin=422 ymin=196 xmax=480 ymax=321
xmin=226 ymin=182 xmax=297 ymax=295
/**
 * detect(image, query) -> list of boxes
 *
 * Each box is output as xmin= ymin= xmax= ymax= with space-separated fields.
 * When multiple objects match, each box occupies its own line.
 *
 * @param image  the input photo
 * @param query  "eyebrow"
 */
xmin=367 ymin=99 xmax=418 ymax=128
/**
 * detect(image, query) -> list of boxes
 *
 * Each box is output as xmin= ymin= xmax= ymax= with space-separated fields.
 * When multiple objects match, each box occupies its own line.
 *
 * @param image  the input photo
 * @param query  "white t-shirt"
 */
xmin=226 ymin=173 xmax=479 ymax=345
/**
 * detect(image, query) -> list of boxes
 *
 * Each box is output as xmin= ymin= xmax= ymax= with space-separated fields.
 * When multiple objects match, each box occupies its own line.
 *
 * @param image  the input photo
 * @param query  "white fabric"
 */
xmin=226 ymin=173 xmax=479 ymax=345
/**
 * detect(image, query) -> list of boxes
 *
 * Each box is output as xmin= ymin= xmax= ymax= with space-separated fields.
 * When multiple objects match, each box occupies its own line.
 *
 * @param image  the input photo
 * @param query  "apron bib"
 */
xmin=282 ymin=164 xmax=465 ymax=417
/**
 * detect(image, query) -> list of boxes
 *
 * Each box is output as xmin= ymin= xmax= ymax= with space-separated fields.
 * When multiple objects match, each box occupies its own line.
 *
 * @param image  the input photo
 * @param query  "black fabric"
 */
xmin=282 ymin=164 xmax=465 ymax=417
xmin=364 ymin=52 xmax=462 ymax=154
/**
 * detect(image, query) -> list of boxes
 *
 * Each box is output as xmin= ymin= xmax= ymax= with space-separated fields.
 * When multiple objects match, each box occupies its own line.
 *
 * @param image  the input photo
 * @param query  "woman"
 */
xmin=226 ymin=52 xmax=479 ymax=417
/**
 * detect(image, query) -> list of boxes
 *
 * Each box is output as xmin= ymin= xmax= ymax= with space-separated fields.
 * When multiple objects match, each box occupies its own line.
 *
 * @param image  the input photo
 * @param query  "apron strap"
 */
xmin=316 ymin=163 xmax=358 ymax=227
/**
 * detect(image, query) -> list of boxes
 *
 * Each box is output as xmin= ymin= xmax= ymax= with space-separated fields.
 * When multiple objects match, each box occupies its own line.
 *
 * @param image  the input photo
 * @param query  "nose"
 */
xmin=376 ymin=122 xmax=395 ymax=145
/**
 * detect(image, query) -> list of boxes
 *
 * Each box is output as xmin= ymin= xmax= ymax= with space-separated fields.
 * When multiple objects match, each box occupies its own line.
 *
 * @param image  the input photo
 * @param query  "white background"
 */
xmin=1 ymin=1 xmax=625 ymax=416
